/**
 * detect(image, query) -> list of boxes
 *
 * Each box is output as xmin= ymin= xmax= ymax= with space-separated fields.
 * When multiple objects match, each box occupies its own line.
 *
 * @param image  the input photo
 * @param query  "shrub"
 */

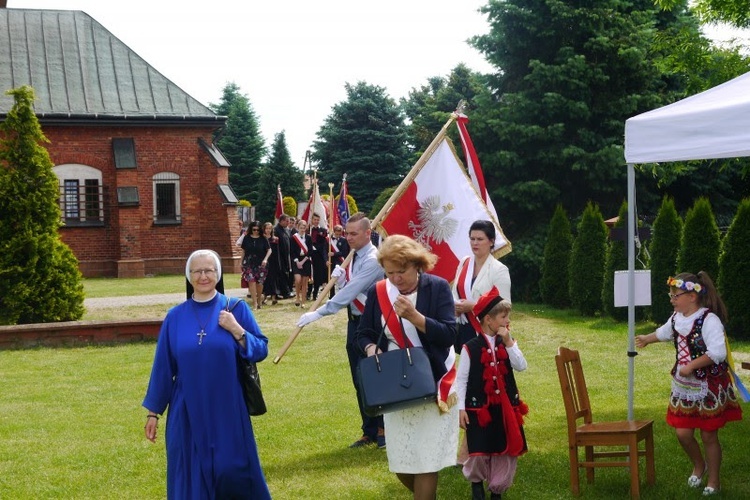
xmin=0 ymin=86 xmax=84 ymax=324
xmin=569 ymin=202 xmax=607 ymax=316
xmin=282 ymin=196 xmax=297 ymax=218
xmin=718 ymin=198 xmax=750 ymax=340
xmin=540 ymin=205 xmax=572 ymax=307
xmin=369 ymin=186 xmax=397 ymax=220
xmin=677 ymin=197 xmax=720 ymax=279
xmin=649 ymin=196 xmax=682 ymax=322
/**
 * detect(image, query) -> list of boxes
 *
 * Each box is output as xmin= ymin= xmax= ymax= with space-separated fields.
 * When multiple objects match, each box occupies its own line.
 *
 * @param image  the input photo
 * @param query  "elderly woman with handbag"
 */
xmin=142 ymin=249 xmax=271 ymax=499
xmin=357 ymin=235 xmax=458 ymax=500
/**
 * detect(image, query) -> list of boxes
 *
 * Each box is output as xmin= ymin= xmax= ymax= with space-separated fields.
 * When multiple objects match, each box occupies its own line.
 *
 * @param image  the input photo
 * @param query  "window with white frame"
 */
xmin=152 ymin=172 xmax=181 ymax=223
xmin=53 ymin=164 xmax=104 ymax=225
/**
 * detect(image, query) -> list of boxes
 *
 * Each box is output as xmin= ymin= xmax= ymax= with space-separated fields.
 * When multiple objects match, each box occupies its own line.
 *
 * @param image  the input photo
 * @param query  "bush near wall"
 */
xmin=719 ymin=198 xmax=750 ymax=340
xmin=540 ymin=205 xmax=572 ymax=307
xmin=649 ymin=197 xmax=683 ymax=322
xmin=677 ymin=197 xmax=720 ymax=279
xmin=569 ymin=202 xmax=607 ymax=316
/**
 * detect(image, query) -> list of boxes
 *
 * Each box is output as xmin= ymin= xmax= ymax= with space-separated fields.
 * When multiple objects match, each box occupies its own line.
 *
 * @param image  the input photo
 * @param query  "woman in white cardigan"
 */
xmin=452 ymin=220 xmax=511 ymax=353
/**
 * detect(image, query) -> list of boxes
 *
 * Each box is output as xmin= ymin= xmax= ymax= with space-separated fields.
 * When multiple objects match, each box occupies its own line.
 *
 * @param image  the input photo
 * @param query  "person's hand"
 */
xmin=394 ymin=294 xmax=418 ymax=321
xmin=297 ymin=311 xmax=323 ymax=327
xmin=219 ymin=310 xmax=244 ymax=340
xmin=331 ymin=266 xmax=347 ymax=286
xmin=635 ymin=335 xmax=649 ymax=349
xmin=261 ymin=260 xmax=268 ymax=268
xmin=454 ymin=299 xmax=475 ymax=315
xmin=498 ymin=325 xmax=512 ymax=345
xmin=459 ymin=410 xmax=469 ymax=430
xmin=678 ymin=364 xmax=693 ymax=377
xmin=144 ymin=415 xmax=159 ymax=443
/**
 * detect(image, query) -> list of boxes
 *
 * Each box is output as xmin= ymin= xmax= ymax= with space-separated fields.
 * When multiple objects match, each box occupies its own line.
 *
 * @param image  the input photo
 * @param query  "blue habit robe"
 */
xmin=143 ymin=293 xmax=271 ymax=499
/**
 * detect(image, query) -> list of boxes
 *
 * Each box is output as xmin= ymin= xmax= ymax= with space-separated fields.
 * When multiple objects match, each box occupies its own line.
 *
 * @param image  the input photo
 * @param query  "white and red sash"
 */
xmin=292 ymin=233 xmax=308 ymax=256
xmin=456 ymin=257 xmax=482 ymax=333
xmin=375 ymin=279 xmax=457 ymax=413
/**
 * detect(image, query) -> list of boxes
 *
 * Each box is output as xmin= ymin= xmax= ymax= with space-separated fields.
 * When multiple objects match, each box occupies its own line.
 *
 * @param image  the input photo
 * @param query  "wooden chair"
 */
xmin=555 ymin=346 xmax=655 ymax=498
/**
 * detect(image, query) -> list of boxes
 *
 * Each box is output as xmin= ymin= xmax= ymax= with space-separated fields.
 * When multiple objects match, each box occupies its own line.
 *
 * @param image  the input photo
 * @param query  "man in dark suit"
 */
xmin=273 ymin=214 xmax=292 ymax=299
xmin=309 ymin=213 xmax=329 ymax=301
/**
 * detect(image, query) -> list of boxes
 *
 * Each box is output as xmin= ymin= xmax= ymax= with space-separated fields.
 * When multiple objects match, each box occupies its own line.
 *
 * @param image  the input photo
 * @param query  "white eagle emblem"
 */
xmin=408 ymin=195 xmax=459 ymax=250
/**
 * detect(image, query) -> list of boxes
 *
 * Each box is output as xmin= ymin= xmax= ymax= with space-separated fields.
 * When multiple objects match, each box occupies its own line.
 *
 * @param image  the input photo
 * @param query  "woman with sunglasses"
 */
xmin=240 ymin=220 xmax=272 ymax=310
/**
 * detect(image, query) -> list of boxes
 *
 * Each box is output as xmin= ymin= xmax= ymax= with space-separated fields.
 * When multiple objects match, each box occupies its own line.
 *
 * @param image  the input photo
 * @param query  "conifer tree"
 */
xmin=540 ymin=205 xmax=572 ymax=307
xmin=569 ymin=202 xmax=608 ymax=316
xmin=255 ymin=131 xmax=304 ymax=223
xmin=677 ymin=197 xmax=720 ymax=279
xmin=0 ymin=86 xmax=84 ymax=325
xmin=718 ymin=198 xmax=750 ymax=339
xmin=649 ymin=196 xmax=683 ymax=322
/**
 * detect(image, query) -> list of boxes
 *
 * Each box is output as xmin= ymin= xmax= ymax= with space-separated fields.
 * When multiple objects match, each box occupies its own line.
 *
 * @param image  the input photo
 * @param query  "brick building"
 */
xmin=0 ymin=7 xmax=244 ymax=277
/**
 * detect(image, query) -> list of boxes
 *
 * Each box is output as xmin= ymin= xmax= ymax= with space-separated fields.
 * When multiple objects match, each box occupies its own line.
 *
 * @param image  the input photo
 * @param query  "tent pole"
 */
xmin=627 ymin=163 xmax=636 ymax=420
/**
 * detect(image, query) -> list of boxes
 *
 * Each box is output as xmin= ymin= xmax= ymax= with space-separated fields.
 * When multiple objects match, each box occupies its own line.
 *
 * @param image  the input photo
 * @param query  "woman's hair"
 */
xmin=263 ymin=222 xmax=273 ymax=232
xmin=247 ymin=220 xmax=261 ymax=232
xmin=672 ymin=271 xmax=728 ymax=324
xmin=297 ymin=219 xmax=308 ymax=230
xmin=377 ymin=234 xmax=437 ymax=271
xmin=469 ymin=220 xmax=495 ymax=243
xmin=185 ymin=249 xmax=222 ymax=281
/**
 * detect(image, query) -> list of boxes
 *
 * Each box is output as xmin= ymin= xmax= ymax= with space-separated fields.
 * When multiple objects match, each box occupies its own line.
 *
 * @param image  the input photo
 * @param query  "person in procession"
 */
xmin=635 ymin=271 xmax=743 ymax=496
xmin=329 ymin=224 xmax=350 ymax=298
xmin=355 ymin=234 xmax=459 ymax=500
xmin=261 ymin=221 xmax=280 ymax=305
xmin=290 ymin=219 xmax=313 ymax=308
xmin=273 ymin=214 xmax=293 ymax=300
xmin=309 ymin=212 xmax=329 ymax=301
xmin=455 ymin=286 xmax=528 ymax=500
xmin=239 ymin=220 xmax=271 ymax=310
xmin=296 ymin=212 xmax=386 ymax=448
xmin=142 ymin=249 xmax=271 ymax=499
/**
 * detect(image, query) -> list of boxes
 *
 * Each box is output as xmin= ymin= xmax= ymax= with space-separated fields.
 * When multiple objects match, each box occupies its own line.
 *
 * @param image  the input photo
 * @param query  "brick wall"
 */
xmin=43 ymin=124 xmax=242 ymax=277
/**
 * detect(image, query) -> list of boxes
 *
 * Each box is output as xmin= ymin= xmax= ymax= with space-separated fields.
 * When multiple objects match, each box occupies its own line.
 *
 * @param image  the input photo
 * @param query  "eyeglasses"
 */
xmin=667 ymin=292 xmax=688 ymax=299
xmin=251 ymin=228 xmax=260 ymax=232
xmin=190 ymin=269 xmax=217 ymax=277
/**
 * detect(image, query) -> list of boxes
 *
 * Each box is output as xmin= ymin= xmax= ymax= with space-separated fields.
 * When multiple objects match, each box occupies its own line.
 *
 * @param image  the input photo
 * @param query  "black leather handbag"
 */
xmin=356 ymin=343 xmax=437 ymax=417
xmin=228 ymin=298 xmax=267 ymax=417
xmin=237 ymin=352 xmax=267 ymax=417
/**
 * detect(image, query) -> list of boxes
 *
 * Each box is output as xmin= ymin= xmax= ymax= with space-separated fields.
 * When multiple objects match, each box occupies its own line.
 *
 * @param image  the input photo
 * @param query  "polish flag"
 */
xmin=378 ymin=138 xmax=510 ymax=282
xmin=274 ymin=184 xmax=284 ymax=221
xmin=456 ymin=114 xmax=500 ymax=235
xmin=301 ymin=180 xmax=328 ymax=229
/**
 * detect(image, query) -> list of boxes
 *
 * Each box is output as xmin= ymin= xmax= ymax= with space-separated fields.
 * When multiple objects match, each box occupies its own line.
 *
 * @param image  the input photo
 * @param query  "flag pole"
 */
xmin=273 ymin=102 xmax=464 ymax=364
xmin=327 ymin=182 xmax=334 ymax=282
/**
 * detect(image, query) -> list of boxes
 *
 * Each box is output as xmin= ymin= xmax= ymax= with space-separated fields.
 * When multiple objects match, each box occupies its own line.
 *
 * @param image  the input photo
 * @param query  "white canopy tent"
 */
xmin=622 ymin=70 xmax=750 ymax=418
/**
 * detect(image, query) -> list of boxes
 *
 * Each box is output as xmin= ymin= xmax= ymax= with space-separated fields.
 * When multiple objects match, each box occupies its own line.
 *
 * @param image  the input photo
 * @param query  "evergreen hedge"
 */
xmin=649 ymin=197 xmax=682 ymax=322
xmin=569 ymin=202 xmax=607 ymax=316
xmin=540 ymin=205 xmax=572 ymax=307
xmin=718 ymin=198 xmax=750 ymax=340
xmin=677 ymin=197 xmax=720 ymax=279
xmin=0 ymin=86 xmax=84 ymax=325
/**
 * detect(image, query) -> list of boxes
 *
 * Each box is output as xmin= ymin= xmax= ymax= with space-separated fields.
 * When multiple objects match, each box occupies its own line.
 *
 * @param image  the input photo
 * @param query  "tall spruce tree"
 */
xmin=649 ymin=196 xmax=683 ymax=322
xmin=540 ymin=205 xmax=573 ymax=307
xmin=210 ymin=83 xmax=266 ymax=203
xmin=255 ymin=131 xmax=304 ymax=223
xmin=312 ymin=81 xmax=409 ymax=212
xmin=718 ymin=198 xmax=750 ymax=339
xmin=0 ymin=86 xmax=84 ymax=325
xmin=569 ymin=202 xmax=608 ymax=316
xmin=677 ymin=197 xmax=721 ymax=279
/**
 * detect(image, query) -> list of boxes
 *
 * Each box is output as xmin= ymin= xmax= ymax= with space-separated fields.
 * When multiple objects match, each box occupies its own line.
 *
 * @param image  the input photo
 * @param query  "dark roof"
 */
xmin=0 ymin=9 xmax=223 ymax=124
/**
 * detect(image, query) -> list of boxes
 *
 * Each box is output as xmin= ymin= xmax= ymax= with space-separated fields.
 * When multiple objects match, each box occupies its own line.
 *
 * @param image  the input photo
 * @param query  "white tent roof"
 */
xmin=624 ymin=71 xmax=750 ymax=163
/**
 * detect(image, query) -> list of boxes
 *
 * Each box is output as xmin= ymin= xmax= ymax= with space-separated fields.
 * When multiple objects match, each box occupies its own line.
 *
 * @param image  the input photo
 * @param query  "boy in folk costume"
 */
xmin=455 ymin=286 xmax=528 ymax=500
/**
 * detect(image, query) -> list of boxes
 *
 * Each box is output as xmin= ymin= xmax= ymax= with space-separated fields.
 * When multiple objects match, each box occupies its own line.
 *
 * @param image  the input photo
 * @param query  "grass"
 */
xmin=1 ymin=278 xmax=749 ymax=498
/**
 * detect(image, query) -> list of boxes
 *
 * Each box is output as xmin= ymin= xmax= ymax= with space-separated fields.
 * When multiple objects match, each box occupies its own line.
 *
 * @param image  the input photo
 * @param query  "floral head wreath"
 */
xmin=666 ymin=276 xmax=704 ymax=294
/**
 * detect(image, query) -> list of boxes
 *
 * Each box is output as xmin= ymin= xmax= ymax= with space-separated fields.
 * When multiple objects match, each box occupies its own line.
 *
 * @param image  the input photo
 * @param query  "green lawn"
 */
xmin=1 ymin=280 xmax=748 ymax=499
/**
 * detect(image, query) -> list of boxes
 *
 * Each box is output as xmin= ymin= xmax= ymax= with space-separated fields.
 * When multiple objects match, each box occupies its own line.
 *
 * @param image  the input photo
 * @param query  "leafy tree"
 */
xmin=569 ymin=203 xmax=608 ymax=316
xmin=0 ymin=86 xmax=84 ymax=325
xmin=312 ymin=81 xmax=410 ymax=212
xmin=649 ymin=196 xmax=683 ymax=322
xmin=255 ymin=131 xmax=304 ymax=223
xmin=718 ymin=198 xmax=750 ymax=339
xmin=540 ymin=205 xmax=572 ymax=307
xmin=210 ymin=83 xmax=266 ymax=203
xmin=369 ymin=186 xmax=397 ymax=221
xmin=401 ymin=64 xmax=487 ymax=159
xmin=656 ymin=0 xmax=750 ymax=28
xmin=677 ymin=197 xmax=721 ymax=279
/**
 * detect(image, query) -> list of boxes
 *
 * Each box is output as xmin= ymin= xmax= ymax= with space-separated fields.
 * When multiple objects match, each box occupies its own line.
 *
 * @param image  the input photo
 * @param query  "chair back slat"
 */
xmin=556 ymin=346 xmax=593 ymax=435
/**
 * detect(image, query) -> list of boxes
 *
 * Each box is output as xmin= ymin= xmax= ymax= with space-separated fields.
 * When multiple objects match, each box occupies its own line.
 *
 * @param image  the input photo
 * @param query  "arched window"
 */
xmin=52 ymin=164 xmax=104 ymax=226
xmin=152 ymin=172 xmax=181 ymax=223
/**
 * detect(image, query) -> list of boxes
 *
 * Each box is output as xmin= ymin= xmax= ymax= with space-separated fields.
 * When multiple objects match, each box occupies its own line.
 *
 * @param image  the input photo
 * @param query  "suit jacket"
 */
xmin=356 ymin=272 xmax=456 ymax=383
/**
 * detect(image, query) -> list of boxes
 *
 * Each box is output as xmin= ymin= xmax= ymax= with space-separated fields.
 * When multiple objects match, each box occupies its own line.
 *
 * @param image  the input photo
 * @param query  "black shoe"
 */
xmin=349 ymin=435 xmax=374 ymax=448
xmin=489 ymin=493 xmax=501 ymax=500
xmin=472 ymin=482 xmax=486 ymax=500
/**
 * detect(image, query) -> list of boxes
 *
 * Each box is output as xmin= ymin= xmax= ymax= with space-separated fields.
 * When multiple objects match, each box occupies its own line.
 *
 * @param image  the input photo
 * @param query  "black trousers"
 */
xmin=346 ymin=316 xmax=383 ymax=439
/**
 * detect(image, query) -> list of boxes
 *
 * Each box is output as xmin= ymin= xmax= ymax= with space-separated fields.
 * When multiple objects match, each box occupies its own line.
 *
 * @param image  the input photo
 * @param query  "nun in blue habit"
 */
xmin=143 ymin=249 xmax=271 ymax=499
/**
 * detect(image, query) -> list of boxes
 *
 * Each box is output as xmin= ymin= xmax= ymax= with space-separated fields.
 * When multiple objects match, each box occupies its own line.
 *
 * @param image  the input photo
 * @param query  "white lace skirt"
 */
xmin=383 ymin=401 xmax=459 ymax=474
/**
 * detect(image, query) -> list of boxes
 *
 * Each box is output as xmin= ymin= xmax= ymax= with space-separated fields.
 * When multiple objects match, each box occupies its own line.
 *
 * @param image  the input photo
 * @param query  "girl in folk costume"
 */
xmin=636 ymin=272 xmax=745 ymax=496
xmin=452 ymin=220 xmax=511 ymax=354
xmin=455 ymin=286 xmax=528 ymax=500
xmin=290 ymin=219 xmax=313 ymax=308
